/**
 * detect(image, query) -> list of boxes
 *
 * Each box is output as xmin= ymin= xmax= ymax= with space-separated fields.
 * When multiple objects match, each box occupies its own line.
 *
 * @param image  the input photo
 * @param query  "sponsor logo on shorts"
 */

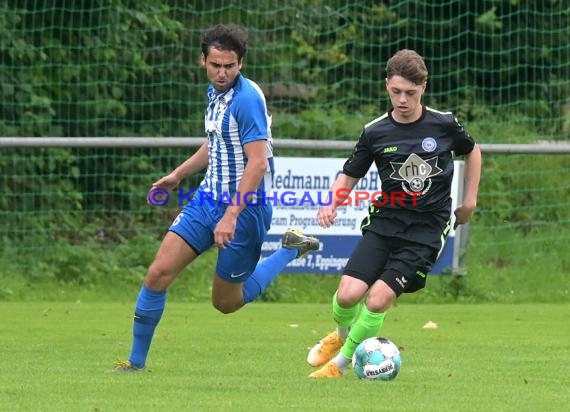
xmin=395 ymin=276 xmax=408 ymax=289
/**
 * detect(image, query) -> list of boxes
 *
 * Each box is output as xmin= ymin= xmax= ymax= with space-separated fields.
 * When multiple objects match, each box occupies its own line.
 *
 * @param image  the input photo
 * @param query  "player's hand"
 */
xmin=214 ymin=214 xmax=237 ymax=248
xmin=146 ymin=173 xmax=180 ymax=206
xmin=317 ymin=204 xmax=338 ymax=228
xmin=147 ymin=173 xmax=182 ymax=206
xmin=453 ymin=203 xmax=476 ymax=229
xmin=151 ymin=173 xmax=181 ymax=191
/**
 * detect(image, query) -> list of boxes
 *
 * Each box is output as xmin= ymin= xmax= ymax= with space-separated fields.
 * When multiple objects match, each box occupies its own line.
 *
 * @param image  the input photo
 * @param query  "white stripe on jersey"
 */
xmin=364 ymin=112 xmax=389 ymax=129
xmin=426 ymin=106 xmax=452 ymax=116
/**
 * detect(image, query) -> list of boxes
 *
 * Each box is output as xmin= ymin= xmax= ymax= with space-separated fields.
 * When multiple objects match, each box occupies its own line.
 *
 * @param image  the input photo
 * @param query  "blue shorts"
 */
xmin=168 ymin=192 xmax=272 ymax=283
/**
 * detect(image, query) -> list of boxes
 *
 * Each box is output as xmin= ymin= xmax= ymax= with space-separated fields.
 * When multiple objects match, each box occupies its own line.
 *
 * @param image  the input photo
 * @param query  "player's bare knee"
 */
xmin=365 ymin=299 xmax=392 ymax=313
xmin=335 ymin=290 xmax=360 ymax=308
xmin=212 ymin=299 xmax=242 ymax=314
xmin=144 ymin=264 xmax=175 ymax=290
xmin=366 ymin=290 xmax=396 ymax=312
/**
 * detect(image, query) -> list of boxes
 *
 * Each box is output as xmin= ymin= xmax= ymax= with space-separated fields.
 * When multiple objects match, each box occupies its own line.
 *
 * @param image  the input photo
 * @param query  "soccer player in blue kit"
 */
xmin=308 ymin=49 xmax=482 ymax=377
xmin=115 ymin=24 xmax=318 ymax=371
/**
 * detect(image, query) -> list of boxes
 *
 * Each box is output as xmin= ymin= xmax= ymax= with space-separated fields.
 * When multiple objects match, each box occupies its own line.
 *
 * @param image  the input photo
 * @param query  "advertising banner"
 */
xmin=260 ymin=157 xmax=464 ymax=274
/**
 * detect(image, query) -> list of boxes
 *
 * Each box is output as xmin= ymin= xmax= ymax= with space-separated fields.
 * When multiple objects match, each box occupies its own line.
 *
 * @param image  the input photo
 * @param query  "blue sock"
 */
xmin=242 ymin=247 xmax=297 ymax=304
xmin=128 ymin=285 xmax=166 ymax=368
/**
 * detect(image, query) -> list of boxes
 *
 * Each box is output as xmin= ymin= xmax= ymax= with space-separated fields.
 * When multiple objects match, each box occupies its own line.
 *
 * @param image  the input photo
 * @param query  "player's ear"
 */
xmin=200 ymin=53 xmax=206 ymax=67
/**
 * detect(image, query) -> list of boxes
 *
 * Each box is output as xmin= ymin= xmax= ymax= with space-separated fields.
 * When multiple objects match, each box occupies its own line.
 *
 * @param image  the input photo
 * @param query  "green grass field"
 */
xmin=1 ymin=302 xmax=568 ymax=412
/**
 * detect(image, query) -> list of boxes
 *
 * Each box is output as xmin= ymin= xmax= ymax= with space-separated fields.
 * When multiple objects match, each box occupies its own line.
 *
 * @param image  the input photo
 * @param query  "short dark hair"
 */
xmin=201 ymin=24 xmax=248 ymax=61
xmin=385 ymin=49 xmax=428 ymax=85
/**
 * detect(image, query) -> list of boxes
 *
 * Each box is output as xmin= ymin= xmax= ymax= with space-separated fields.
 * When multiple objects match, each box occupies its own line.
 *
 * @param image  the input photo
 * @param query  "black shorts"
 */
xmin=343 ymin=230 xmax=440 ymax=296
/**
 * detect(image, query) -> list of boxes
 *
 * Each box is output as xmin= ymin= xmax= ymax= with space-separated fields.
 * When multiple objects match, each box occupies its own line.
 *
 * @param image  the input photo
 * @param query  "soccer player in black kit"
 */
xmin=308 ymin=49 xmax=482 ymax=378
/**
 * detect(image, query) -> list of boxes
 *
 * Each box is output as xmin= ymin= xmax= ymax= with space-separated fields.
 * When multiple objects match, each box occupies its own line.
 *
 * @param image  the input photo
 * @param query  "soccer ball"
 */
xmin=352 ymin=337 xmax=401 ymax=381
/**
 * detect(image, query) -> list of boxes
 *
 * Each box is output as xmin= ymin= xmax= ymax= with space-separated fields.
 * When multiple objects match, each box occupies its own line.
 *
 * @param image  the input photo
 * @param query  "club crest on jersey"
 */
xmin=421 ymin=137 xmax=437 ymax=152
xmin=389 ymin=153 xmax=443 ymax=195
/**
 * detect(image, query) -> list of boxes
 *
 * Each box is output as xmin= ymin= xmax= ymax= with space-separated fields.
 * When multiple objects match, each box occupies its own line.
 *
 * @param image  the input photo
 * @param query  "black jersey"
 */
xmin=343 ymin=106 xmax=475 ymax=245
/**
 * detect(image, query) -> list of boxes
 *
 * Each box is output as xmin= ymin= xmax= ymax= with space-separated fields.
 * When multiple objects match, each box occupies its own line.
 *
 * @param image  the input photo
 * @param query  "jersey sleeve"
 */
xmin=342 ymin=130 xmax=374 ymax=178
xmin=235 ymin=88 xmax=270 ymax=145
xmin=450 ymin=116 xmax=475 ymax=156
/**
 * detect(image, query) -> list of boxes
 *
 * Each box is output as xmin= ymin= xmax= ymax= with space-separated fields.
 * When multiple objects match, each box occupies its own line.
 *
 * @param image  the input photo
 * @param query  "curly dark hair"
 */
xmin=201 ymin=24 xmax=249 ymax=61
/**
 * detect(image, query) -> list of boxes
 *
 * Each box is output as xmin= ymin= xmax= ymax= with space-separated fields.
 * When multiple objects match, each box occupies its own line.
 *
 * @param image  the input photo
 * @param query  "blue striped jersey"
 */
xmin=200 ymin=74 xmax=274 ymax=201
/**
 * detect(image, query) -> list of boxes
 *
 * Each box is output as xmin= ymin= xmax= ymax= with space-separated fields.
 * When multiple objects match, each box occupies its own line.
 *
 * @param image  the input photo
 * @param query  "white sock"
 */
xmin=331 ymin=353 xmax=351 ymax=372
xmin=337 ymin=326 xmax=350 ymax=340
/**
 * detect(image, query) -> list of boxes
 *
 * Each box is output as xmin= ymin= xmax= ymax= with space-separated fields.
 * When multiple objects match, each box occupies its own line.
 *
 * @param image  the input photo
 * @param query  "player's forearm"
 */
xmin=224 ymin=139 xmax=270 ymax=217
xmin=462 ymin=144 xmax=482 ymax=207
xmin=171 ymin=141 xmax=209 ymax=180
xmin=226 ymin=156 xmax=267 ymax=217
xmin=329 ymin=174 xmax=360 ymax=207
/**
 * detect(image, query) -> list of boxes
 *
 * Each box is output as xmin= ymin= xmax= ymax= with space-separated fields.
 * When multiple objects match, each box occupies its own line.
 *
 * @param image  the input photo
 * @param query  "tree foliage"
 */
xmin=1 ymin=0 xmax=568 ymax=138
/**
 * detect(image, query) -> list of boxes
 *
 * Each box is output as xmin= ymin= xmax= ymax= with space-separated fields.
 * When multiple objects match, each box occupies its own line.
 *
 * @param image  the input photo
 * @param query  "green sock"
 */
xmin=332 ymin=291 xmax=360 ymax=339
xmin=340 ymin=305 xmax=386 ymax=359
